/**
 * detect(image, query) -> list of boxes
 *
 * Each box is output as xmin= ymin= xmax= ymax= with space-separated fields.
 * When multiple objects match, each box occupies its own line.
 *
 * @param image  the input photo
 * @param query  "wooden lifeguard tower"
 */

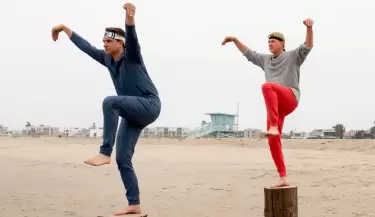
xmin=187 ymin=112 xmax=237 ymax=138
xmin=205 ymin=112 xmax=237 ymax=138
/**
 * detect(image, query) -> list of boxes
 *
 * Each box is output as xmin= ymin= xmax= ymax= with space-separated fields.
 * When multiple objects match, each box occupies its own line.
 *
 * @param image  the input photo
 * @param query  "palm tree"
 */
xmin=25 ymin=121 xmax=31 ymax=127
xmin=333 ymin=124 xmax=345 ymax=139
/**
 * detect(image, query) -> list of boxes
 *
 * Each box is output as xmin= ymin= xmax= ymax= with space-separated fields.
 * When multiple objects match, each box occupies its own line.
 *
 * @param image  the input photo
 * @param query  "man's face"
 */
xmin=103 ymin=38 xmax=124 ymax=55
xmin=268 ymin=38 xmax=284 ymax=54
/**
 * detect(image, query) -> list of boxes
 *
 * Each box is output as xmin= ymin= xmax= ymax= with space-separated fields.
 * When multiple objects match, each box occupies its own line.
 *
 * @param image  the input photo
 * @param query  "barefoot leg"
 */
xmin=116 ymin=119 xmax=143 ymax=211
xmin=114 ymin=205 xmax=142 ymax=216
xmin=265 ymin=126 xmax=279 ymax=136
xmin=262 ymin=83 xmax=298 ymax=187
xmin=102 ymin=96 xmax=159 ymax=216
xmin=92 ymin=96 xmax=122 ymax=165
xmin=85 ymin=96 xmax=121 ymax=166
xmin=261 ymin=83 xmax=280 ymax=133
xmin=84 ymin=153 xmax=111 ymax=166
xmin=270 ymin=177 xmax=289 ymax=188
xmin=267 ymin=116 xmax=287 ymax=179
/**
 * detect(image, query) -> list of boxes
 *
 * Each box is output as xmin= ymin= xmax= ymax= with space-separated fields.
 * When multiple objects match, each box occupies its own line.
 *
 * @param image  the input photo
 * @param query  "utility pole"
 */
xmin=236 ymin=101 xmax=239 ymax=132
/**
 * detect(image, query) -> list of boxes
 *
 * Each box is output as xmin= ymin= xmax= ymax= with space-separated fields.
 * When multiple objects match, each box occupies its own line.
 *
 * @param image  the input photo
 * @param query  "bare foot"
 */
xmin=84 ymin=154 xmax=111 ymax=166
xmin=265 ymin=126 xmax=279 ymax=136
xmin=270 ymin=177 xmax=289 ymax=188
xmin=114 ymin=205 xmax=142 ymax=216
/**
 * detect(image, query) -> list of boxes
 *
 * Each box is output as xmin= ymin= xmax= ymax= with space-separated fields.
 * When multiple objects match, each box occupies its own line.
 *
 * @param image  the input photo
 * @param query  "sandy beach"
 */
xmin=1 ymin=137 xmax=375 ymax=217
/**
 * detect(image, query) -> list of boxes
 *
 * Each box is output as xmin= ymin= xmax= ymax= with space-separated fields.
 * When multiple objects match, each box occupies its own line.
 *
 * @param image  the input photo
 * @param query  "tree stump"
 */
xmin=264 ymin=186 xmax=298 ymax=217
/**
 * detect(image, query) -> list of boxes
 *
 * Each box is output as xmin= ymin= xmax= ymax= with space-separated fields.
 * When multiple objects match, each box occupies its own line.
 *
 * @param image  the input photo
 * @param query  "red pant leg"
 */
xmin=267 ymin=115 xmax=286 ymax=176
xmin=262 ymin=82 xmax=298 ymax=177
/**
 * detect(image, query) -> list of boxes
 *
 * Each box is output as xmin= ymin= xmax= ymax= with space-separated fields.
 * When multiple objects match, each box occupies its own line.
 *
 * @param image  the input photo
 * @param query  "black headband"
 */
xmin=269 ymin=36 xmax=284 ymax=42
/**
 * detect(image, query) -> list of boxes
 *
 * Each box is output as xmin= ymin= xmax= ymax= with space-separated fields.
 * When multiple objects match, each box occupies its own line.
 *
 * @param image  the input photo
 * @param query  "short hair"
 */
xmin=268 ymin=32 xmax=285 ymax=51
xmin=268 ymin=32 xmax=285 ymax=42
xmin=105 ymin=27 xmax=125 ymax=38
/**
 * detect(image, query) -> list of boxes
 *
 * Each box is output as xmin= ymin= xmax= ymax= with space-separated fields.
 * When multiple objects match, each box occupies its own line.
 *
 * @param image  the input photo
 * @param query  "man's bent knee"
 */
xmin=102 ymin=96 xmax=118 ymax=110
xmin=261 ymin=82 xmax=276 ymax=91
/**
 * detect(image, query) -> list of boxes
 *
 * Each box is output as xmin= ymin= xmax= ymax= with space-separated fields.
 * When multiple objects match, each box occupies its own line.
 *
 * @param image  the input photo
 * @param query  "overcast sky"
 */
xmin=0 ymin=0 xmax=374 ymax=132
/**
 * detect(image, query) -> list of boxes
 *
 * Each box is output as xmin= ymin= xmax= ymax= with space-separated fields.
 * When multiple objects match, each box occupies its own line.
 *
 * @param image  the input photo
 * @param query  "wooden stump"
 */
xmin=264 ymin=186 xmax=298 ymax=217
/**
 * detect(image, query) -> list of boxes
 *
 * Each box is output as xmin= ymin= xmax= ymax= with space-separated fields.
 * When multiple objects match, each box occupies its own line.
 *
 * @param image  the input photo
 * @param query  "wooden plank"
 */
xmin=101 ymin=213 xmax=148 ymax=217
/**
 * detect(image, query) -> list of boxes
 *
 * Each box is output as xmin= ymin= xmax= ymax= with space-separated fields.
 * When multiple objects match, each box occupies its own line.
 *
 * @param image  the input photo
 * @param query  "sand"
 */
xmin=1 ymin=137 xmax=375 ymax=217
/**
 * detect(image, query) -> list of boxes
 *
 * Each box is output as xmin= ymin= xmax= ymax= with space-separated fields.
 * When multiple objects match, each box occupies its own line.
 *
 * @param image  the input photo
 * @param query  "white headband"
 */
xmin=103 ymin=31 xmax=125 ymax=42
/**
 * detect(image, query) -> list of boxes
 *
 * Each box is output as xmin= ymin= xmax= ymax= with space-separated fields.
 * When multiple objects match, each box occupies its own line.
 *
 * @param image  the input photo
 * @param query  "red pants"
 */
xmin=261 ymin=82 xmax=298 ymax=177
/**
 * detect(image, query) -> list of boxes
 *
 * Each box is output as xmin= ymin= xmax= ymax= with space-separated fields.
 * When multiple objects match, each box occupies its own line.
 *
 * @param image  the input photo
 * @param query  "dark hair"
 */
xmin=105 ymin=27 xmax=125 ymax=37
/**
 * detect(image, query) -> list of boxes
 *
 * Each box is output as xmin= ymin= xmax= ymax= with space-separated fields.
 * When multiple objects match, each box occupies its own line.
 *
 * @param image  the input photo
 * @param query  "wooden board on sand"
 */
xmin=104 ymin=213 xmax=148 ymax=217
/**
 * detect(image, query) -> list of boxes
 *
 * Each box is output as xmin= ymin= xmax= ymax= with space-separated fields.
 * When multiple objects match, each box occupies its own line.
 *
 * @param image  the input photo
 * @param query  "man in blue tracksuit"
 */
xmin=51 ymin=2 xmax=161 ymax=215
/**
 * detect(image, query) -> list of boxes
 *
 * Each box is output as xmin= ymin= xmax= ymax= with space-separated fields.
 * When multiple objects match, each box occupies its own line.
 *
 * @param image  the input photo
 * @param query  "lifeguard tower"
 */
xmin=188 ymin=112 xmax=238 ymax=138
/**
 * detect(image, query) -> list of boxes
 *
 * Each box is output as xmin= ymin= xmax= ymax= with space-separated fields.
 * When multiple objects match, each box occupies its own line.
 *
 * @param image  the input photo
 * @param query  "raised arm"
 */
xmin=123 ymin=3 xmax=142 ymax=63
xmin=222 ymin=36 xmax=267 ymax=69
xmin=295 ymin=18 xmax=314 ymax=66
xmin=51 ymin=24 xmax=107 ymax=66
xmin=303 ymin=18 xmax=314 ymax=48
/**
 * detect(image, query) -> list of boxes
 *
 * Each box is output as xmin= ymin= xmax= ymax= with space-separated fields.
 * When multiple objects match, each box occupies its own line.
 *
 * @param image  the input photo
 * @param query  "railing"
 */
xmin=187 ymin=125 xmax=236 ymax=138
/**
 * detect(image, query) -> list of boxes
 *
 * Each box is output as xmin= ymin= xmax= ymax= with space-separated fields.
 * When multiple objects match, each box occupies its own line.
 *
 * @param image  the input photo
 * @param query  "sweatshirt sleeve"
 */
xmin=70 ymin=31 xmax=108 ymax=67
xmin=125 ymin=24 xmax=142 ymax=63
xmin=294 ymin=43 xmax=313 ymax=66
xmin=242 ymin=49 xmax=267 ymax=70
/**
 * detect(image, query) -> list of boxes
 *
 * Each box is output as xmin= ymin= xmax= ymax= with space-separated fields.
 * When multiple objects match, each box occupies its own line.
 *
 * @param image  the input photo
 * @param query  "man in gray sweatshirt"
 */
xmin=222 ymin=18 xmax=314 ymax=188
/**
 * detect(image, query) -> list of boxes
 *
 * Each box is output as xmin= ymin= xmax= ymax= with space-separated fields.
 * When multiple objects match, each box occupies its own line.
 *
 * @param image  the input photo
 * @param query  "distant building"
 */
xmin=89 ymin=128 xmax=103 ymax=137
xmin=290 ymin=131 xmax=308 ymax=139
xmin=0 ymin=125 xmax=8 ymax=136
xmin=7 ymin=130 xmax=21 ymax=137
xmin=155 ymin=127 xmax=169 ymax=138
xmin=244 ymin=128 xmax=263 ymax=139
xmin=235 ymin=130 xmax=244 ymax=138
xmin=90 ymin=123 xmax=97 ymax=129
xmin=343 ymin=130 xmax=356 ymax=139
xmin=140 ymin=127 xmax=190 ymax=138
xmin=22 ymin=125 xmax=60 ymax=136
xmin=61 ymin=126 xmax=88 ymax=137
xmin=140 ymin=127 xmax=155 ymax=138
xmin=307 ymin=129 xmax=336 ymax=139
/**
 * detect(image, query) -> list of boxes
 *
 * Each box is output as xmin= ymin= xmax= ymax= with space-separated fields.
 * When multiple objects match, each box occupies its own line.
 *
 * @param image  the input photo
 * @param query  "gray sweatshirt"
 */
xmin=243 ymin=43 xmax=312 ymax=103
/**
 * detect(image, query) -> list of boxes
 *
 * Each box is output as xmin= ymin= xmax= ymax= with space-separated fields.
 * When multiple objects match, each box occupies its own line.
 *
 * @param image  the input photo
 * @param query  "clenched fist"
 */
xmin=51 ymin=24 xmax=65 ymax=41
xmin=123 ymin=3 xmax=136 ymax=17
xmin=221 ymin=36 xmax=237 ymax=45
xmin=303 ymin=18 xmax=314 ymax=27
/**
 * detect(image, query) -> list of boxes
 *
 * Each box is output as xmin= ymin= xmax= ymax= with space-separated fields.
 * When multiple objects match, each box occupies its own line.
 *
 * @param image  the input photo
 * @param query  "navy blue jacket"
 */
xmin=70 ymin=24 xmax=160 ymax=101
